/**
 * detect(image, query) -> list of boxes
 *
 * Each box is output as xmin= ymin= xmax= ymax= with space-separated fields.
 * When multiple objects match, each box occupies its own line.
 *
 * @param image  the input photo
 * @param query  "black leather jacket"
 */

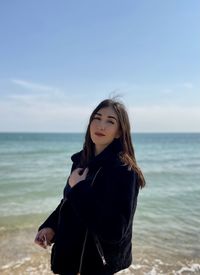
xmin=39 ymin=139 xmax=139 ymax=275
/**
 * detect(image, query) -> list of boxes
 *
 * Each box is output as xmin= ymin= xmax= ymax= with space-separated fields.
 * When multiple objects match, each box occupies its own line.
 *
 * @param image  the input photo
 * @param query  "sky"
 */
xmin=0 ymin=0 xmax=200 ymax=133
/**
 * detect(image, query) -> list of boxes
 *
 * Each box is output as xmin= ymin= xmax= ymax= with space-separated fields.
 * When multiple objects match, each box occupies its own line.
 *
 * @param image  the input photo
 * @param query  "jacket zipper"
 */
xmin=91 ymin=167 xmax=107 ymax=264
xmin=78 ymin=167 xmax=106 ymax=274
xmin=93 ymin=234 xmax=107 ymax=265
xmin=91 ymin=167 xmax=102 ymax=187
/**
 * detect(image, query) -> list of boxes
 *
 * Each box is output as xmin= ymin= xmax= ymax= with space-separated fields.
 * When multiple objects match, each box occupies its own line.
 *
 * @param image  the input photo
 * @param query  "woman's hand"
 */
xmin=69 ymin=167 xmax=89 ymax=188
xmin=34 ymin=227 xmax=55 ymax=249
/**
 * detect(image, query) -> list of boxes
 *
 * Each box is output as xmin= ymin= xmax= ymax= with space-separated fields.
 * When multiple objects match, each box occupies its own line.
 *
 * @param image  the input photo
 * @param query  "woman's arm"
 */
xmin=38 ymin=199 xmax=63 ymax=233
xmin=34 ymin=200 xmax=63 ymax=248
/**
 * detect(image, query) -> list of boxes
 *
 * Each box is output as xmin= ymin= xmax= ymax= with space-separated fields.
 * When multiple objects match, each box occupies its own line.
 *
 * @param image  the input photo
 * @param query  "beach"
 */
xmin=0 ymin=225 xmax=199 ymax=275
xmin=0 ymin=133 xmax=200 ymax=274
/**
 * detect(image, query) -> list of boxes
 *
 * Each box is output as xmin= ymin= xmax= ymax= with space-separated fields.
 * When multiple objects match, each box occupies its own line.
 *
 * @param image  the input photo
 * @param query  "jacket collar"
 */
xmin=71 ymin=138 xmax=122 ymax=169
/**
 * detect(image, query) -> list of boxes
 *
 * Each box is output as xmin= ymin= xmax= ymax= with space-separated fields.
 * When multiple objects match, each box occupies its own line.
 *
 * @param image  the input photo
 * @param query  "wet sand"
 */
xmin=0 ymin=227 xmax=200 ymax=275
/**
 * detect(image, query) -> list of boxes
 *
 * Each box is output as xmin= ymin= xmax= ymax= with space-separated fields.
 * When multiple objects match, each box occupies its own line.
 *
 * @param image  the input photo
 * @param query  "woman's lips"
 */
xmin=95 ymin=132 xmax=105 ymax=137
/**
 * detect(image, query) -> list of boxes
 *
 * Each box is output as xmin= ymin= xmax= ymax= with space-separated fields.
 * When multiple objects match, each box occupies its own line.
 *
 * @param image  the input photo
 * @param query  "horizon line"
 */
xmin=0 ymin=131 xmax=200 ymax=134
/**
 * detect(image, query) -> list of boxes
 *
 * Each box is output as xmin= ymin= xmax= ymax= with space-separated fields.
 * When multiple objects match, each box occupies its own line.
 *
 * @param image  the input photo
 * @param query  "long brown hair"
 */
xmin=81 ymin=99 xmax=145 ymax=188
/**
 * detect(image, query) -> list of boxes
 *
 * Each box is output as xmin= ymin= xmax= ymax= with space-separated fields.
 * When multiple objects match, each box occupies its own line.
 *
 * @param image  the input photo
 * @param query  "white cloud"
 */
xmin=1 ymin=79 xmax=200 ymax=132
xmin=11 ymin=78 xmax=62 ymax=94
xmin=160 ymin=82 xmax=194 ymax=95
xmin=0 ymin=97 xmax=91 ymax=132
xmin=0 ymin=96 xmax=200 ymax=132
xmin=182 ymin=82 xmax=193 ymax=89
xmin=161 ymin=88 xmax=173 ymax=95
xmin=129 ymin=105 xmax=200 ymax=132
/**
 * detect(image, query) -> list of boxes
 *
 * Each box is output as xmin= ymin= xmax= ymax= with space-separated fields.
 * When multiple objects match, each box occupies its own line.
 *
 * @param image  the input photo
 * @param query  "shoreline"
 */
xmin=0 ymin=227 xmax=200 ymax=275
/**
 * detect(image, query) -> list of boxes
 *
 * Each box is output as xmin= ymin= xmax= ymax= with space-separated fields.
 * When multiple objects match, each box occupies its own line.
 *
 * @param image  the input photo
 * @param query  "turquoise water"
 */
xmin=0 ymin=133 xmax=83 ymax=218
xmin=0 ymin=133 xmax=200 ymax=274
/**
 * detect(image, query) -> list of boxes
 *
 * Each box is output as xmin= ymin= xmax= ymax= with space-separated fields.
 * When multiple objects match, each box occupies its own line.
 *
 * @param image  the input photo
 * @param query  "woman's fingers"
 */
xmin=69 ymin=167 xmax=89 ymax=187
xmin=34 ymin=228 xmax=55 ymax=249
xmin=35 ymin=234 xmax=46 ymax=248
xmin=81 ymin=167 xmax=89 ymax=179
xmin=35 ymin=231 xmax=46 ymax=247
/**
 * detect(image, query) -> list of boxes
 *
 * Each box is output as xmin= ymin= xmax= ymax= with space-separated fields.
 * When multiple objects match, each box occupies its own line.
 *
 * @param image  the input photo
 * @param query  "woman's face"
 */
xmin=90 ymin=106 xmax=121 ymax=154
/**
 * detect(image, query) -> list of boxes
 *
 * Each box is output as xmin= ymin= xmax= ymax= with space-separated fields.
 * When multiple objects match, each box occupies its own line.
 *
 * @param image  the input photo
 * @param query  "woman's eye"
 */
xmin=108 ymin=120 xmax=114 ymax=124
xmin=93 ymin=117 xmax=100 ymax=120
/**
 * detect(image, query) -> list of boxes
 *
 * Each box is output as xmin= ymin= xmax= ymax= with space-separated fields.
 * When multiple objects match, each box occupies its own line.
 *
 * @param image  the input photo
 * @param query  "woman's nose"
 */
xmin=98 ymin=121 xmax=106 ymax=130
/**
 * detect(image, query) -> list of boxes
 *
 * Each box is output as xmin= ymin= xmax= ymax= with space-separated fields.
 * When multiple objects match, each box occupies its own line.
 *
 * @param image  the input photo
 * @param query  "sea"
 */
xmin=0 ymin=133 xmax=200 ymax=275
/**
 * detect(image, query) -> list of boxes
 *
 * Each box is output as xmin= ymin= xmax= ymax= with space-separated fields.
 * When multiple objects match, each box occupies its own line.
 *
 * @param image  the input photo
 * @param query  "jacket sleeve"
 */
xmin=67 ymin=165 xmax=139 ymax=244
xmin=38 ymin=162 xmax=76 ymax=232
xmin=38 ymin=199 xmax=63 ymax=233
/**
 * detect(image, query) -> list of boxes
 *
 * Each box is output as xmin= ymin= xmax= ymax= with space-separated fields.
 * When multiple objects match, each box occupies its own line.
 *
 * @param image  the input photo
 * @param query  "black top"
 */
xmin=39 ymin=138 xmax=139 ymax=275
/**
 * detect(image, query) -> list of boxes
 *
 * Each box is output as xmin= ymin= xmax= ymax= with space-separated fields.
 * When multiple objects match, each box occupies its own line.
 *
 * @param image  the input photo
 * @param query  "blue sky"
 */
xmin=0 ymin=0 xmax=200 ymax=132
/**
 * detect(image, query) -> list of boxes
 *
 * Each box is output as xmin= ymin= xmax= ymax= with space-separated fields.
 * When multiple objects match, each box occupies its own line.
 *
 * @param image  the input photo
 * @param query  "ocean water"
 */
xmin=0 ymin=133 xmax=200 ymax=275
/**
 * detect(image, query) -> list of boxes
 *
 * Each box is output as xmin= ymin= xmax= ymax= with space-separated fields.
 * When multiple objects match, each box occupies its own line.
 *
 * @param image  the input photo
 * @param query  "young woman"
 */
xmin=34 ymin=99 xmax=145 ymax=275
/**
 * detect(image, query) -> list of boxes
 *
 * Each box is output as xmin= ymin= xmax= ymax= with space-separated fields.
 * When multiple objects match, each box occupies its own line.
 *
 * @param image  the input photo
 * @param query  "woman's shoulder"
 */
xmin=106 ymin=163 xmax=139 ymax=195
xmin=71 ymin=150 xmax=82 ymax=163
xmin=108 ymin=158 xmax=137 ymax=180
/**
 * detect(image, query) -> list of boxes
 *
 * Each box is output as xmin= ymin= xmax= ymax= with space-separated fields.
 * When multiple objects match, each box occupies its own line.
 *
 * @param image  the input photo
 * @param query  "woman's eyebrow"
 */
xmin=108 ymin=115 xmax=117 ymax=121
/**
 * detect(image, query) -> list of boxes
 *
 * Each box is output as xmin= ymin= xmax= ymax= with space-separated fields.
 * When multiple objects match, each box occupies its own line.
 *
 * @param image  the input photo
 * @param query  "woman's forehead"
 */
xmin=96 ymin=106 xmax=117 ymax=117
